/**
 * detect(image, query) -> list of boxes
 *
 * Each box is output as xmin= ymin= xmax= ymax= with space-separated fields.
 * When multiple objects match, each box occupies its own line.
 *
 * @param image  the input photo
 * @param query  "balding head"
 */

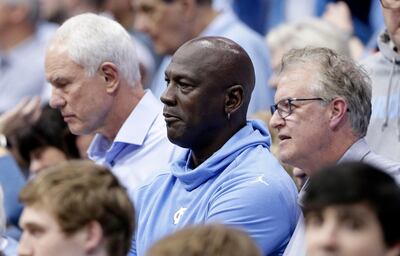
xmin=175 ymin=36 xmax=255 ymax=112
xmin=161 ymin=36 xmax=255 ymax=164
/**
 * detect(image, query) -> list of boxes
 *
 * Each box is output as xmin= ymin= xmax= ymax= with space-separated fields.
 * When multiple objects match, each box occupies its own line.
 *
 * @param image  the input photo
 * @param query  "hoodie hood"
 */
xmin=170 ymin=120 xmax=271 ymax=191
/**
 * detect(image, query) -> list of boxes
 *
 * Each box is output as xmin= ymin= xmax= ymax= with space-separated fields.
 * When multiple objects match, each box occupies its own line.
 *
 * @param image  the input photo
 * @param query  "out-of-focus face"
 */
xmin=160 ymin=43 xmax=226 ymax=148
xmin=381 ymin=1 xmax=400 ymax=50
xmin=46 ymin=45 xmax=113 ymax=137
xmin=18 ymin=206 xmax=86 ymax=256
xmin=39 ymin=0 xmax=63 ymax=21
xmin=133 ymin=0 xmax=191 ymax=55
xmin=29 ymin=146 xmax=67 ymax=176
xmin=305 ymin=203 xmax=397 ymax=256
xmin=269 ymin=67 xmax=331 ymax=173
xmin=104 ymin=0 xmax=130 ymax=15
xmin=0 ymin=1 xmax=13 ymax=33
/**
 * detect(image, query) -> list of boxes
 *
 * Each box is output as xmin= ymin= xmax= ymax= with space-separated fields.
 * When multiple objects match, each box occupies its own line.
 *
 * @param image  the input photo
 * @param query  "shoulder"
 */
xmin=133 ymin=170 xmax=173 ymax=203
xmin=363 ymin=152 xmax=400 ymax=183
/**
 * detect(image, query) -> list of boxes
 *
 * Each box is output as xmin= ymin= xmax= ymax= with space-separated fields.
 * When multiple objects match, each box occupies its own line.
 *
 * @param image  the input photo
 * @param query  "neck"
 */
xmin=100 ymin=82 xmax=145 ymax=142
xmin=303 ymin=132 xmax=359 ymax=176
xmin=190 ymin=119 xmax=245 ymax=168
xmin=0 ymin=23 xmax=35 ymax=51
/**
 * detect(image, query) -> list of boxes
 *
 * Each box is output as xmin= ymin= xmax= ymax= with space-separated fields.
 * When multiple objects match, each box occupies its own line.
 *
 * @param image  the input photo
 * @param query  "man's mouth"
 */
xmin=163 ymin=113 xmax=180 ymax=123
xmin=278 ymin=134 xmax=291 ymax=141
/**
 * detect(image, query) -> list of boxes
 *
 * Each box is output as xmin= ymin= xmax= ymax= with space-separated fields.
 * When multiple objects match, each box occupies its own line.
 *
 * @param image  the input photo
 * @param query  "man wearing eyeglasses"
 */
xmin=270 ymin=47 xmax=400 ymax=256
xmin=270 ymin=47 xmax=400 ymax=184
xmin=362 ymin=0 xmax=400 ymax=162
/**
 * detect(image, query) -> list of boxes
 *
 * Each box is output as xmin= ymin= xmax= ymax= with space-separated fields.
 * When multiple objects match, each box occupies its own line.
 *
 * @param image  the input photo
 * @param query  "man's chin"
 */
xmin=67 ymin=125 xmax=86 ymax=136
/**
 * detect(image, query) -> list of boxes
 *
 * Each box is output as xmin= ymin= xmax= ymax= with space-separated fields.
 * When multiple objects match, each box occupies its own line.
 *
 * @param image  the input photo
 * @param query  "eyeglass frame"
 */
xmin=270 ymin=97 xmax=325 ymax=119
xmin=380 ymin=0 xmax=400 ymax=9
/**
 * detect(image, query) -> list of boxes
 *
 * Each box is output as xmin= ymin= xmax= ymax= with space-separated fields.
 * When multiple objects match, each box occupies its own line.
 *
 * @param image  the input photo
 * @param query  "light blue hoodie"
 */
xmin=130 ymin=120 xmax=300 ymax=256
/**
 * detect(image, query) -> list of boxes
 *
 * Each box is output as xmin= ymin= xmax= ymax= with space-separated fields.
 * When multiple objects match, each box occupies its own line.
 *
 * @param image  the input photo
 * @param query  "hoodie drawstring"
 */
xmin=382 ymin=58 xmax=396 ymax=132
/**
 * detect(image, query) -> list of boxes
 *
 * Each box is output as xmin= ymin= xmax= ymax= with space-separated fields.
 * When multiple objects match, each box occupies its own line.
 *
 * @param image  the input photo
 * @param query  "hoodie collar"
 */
xmin=171 ymin=120 xmax=271 ymax=191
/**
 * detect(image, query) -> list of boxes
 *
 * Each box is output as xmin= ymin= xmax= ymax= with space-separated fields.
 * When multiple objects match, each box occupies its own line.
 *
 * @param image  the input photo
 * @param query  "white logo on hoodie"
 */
xmin=173 ymin=207 xmax=187 ymax=225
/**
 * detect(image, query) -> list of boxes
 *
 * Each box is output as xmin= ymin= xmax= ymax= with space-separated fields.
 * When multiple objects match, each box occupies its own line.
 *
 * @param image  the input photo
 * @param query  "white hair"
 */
xmin=51 ymin=13 xmax=141 ymax=84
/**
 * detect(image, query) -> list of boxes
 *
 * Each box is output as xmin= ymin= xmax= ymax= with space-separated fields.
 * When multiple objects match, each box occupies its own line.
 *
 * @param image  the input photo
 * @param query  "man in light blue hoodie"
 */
xmin=130 ymin=36 xmax=300 ymax=256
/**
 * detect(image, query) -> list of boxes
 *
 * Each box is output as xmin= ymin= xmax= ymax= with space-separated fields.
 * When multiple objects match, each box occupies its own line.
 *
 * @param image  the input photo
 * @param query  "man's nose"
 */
xmin=269 ymin=108 xmax=284 ymax=130
xmin=18 ymin=232 xmax=33 ymax=256
xmin=49 ymin=88 xmax=66 ymax=109
xmin=160 ymin=83 xmax=177 ymax=106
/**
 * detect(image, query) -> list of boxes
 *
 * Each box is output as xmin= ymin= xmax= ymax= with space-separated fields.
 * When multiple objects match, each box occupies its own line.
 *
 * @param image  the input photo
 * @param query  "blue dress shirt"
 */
xmin=87 ymin=90 xmax=183 ymax=195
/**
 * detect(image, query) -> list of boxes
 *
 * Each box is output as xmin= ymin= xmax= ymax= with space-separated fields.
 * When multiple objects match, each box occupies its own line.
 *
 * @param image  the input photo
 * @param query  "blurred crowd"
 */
xmin=0 ymin=0 xmax=399 ymax=255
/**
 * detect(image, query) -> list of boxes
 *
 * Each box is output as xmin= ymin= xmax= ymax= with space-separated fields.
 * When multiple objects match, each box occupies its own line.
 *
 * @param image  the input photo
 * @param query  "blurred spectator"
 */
xmin=362 ymin=0 xmax=400 ymax=162
xmin=146 ymin=224 xmax=261 ymax=256
xmin=266 ymin=18 xmax=350 ymax=89
xmin=0 ymin=0 xmax=57 ymax=113
xmin=303 ymin=162 xmax=400 ymax=256
xmin=315 ymin=0 xmax=382 ymax=45
xmin=134 ymin=0 xmax=274 ymax=115
xmin=0 ymin=186 xmax=18 ymax=256
xmin=18 ymin=160 xmax=135 ymax=256
xmin=14 ymin=105 xmax=80 ymax=176
xmin=0 ymin=98 xmax=42 ymax=240
xmin=38 ymin=0 xmax=66 ymax=24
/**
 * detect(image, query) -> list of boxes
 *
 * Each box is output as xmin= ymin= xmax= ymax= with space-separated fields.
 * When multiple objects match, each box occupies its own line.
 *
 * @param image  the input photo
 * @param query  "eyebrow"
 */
xmin=20 ymin=221 xmax=46 ymax=231
xmin=48 ymin=76 xmax=70 ymax=84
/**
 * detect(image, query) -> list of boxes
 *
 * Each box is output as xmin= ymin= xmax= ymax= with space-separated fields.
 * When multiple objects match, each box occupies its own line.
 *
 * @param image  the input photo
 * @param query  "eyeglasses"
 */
xmin=380 ymin=0 xmax=400 ymax=9
xmin=270 ymin=97 xmax=325 ymax=118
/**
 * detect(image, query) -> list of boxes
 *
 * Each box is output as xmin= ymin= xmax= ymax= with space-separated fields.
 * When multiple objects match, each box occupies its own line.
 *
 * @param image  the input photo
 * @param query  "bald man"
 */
xmin=130 ymin=36 xmax=299 ymax=256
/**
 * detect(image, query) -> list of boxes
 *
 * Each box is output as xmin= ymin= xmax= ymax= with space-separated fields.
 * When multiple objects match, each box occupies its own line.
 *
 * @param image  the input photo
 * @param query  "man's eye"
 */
xmin=341 ymin=217 xmax=365 ymax=231
xmin=178 ymin=83 xmax=193 ymax=92
xmin=141 ymin=5 xmax=154 ymax=14
xmin=305 ymin=213 xmax=323 ymax=227
xmin=28 ymin=227 xmax=44 ymax=237
xmin=278 ymin=101 xmax=290 ymax=111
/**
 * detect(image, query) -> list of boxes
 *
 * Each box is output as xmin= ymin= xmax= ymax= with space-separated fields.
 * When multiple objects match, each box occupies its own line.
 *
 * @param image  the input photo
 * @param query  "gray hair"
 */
xmin=266 ymin=18 xmax=350 ymax=57
xmin=280 ymin=47 xmax=371 ymax=137
xmin=51 ymin=13 xmax=141 ymax=84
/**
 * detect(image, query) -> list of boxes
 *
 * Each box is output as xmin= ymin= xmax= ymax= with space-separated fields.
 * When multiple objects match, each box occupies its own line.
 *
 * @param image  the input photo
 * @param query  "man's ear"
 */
xmin=83 ymin=221 xmax=104 ymax=253
xmin=329 ymin=97 xmax=348 ymax=130
xmin=100 ymin=62 xmax=119 ymax=94
xmin=224 ymin=84 xmax=244 ymax=117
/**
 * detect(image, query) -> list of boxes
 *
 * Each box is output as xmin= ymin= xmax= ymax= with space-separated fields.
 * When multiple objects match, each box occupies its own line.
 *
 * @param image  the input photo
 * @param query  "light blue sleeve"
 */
xmin=0 ymin=155 xmax=25 ymax=226
xmin=207 ymin=178 xmax=298 ymax=255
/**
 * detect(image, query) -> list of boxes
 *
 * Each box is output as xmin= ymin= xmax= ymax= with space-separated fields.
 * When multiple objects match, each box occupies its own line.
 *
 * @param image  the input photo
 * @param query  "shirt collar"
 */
xmin=337 ymin=138 xmax=370 ymax=164
xmin=113 ymin=90 xmax=163 ymax=145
